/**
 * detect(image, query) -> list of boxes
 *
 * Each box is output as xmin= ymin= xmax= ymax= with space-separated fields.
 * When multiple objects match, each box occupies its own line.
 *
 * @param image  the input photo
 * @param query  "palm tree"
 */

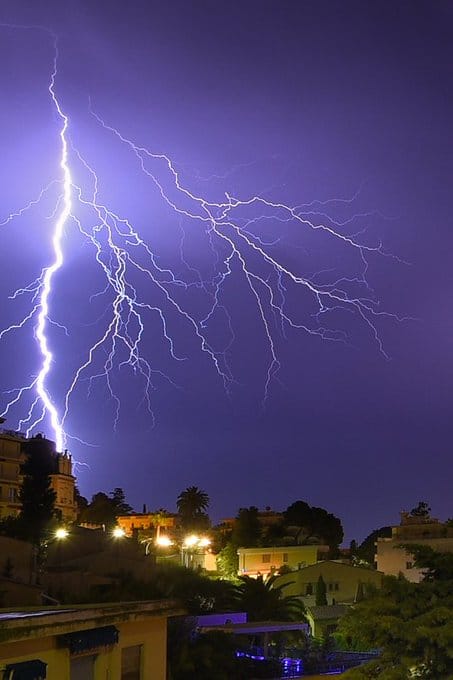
xmin=238 ymin=574 xmax=305 ymax=621
xmin=177 ymin=486 xmax=210 ymax=531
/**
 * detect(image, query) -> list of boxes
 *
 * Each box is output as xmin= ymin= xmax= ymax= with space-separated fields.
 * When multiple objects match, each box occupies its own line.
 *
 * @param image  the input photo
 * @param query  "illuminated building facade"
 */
xmin=237 ymin=544 xmax=329 ymax=577
xmin=0 ymin=422 xmax=76 ymax=522
xmin=0 ymin=600 xmax=183 ymax=680
xmin=376 ymin=511 xmax=453 ymax=582
xmin=0 ymin=420 xmax=24 ymax=519
xmin=116 ymin=513 xmax=176 ymax=538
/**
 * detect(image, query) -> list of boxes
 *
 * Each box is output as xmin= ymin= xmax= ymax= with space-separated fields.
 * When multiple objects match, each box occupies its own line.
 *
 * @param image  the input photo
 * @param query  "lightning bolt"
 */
xmin=0 ymin=26 xmax=408 ymax=451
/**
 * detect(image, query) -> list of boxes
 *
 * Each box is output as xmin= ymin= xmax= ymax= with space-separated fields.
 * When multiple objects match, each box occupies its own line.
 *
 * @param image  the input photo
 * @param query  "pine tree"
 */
xmin=315 ymin=574 xmax=328 ymax=605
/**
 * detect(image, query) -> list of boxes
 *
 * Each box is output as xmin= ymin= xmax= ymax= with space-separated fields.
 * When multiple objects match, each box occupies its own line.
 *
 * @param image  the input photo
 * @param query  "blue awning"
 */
xmin=3 ymin=659 xmax=47 ymax=680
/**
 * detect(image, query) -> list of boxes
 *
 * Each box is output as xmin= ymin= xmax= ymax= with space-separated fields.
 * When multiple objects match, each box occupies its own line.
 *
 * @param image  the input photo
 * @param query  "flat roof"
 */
xmin=0 ymin=601 xmax=184 ymax=644
xmin=199 ymin=621 xmax=309 ymax=634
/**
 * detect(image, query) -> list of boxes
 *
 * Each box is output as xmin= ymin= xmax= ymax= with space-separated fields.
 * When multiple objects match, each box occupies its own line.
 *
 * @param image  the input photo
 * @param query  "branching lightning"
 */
xmin=0 ymin=27 xmax=407 ymax=452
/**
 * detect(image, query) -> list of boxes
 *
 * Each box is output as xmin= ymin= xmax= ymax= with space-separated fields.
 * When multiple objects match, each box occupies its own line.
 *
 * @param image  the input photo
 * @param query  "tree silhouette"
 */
xmin=238 ymin=574 xmax=305 ymax=621
xmin=177 ymin=486 xmax=210 ymax=531
xmin=19 ymin=435 xmax=57 ymax=544
xmin=315 ymin=575 xmax=327 ymax=606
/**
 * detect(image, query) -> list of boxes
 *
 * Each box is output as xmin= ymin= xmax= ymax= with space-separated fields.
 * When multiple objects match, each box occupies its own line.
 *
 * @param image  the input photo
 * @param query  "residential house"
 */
xmin=0 ymin=427 xmax=76 ymax=523
xmin=0 ymin=600 xmax=183 ymax=680
xmin=274 ymin=560 xmax=384 ymax=604
xmin=237 ymin=544 xmax=329 ymax=577
xmin=376 ymin=511 xmax=453 ymax=582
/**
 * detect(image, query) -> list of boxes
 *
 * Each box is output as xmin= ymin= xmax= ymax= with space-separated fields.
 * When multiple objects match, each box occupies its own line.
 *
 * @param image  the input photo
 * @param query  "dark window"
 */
xmin=328 ymin=583 xmax=333 ymax=591
xmin=121 ymin=644 xmax=142 ymax=680
xmin=4 ymin=659 xmax=47 ymax=680
xmin=335 ymin=583 xmax=339 ymax=591
xmin=406 ymin=561 xmax=413 ymax=570
xmin=306 ymin=583 xmax=313 ymax=595
xmin=262 ymin=554 xmax=271 ymax=563
xmin=70 ymin=655 xmax=95 ymax=680
xmin=282 ymin=553 xmax=288 ymax=563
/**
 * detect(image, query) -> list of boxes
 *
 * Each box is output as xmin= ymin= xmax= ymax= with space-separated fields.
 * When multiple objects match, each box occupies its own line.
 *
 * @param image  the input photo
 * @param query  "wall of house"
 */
xmin=0 ymin=433 xmax=24 ymax=518
xmin=0 ymin=616 xmax=168 ymax=680
xmin=275 ymin=561 xmax=383 ymax=603
xmin=376 ymin=536 xmax=453 ymax=583
xmin=238 ymin=545 xmax=327 ymax=576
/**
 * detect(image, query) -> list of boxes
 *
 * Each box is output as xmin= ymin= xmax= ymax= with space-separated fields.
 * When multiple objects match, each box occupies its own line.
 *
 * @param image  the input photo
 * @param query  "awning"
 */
xmin=58 ymin=625 xmax=119 ymax=654
xmin=3 ymin=659 xmax=47 ymax=680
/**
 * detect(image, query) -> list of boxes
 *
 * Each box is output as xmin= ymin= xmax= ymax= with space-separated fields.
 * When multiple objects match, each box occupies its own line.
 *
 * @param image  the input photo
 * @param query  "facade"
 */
xmin=305 ymin=604 xmax=349 ymax=638
xmin=50 ymin=451 xmax=77 ymax=522
xmin=274 ymin=560 xmax=384 ymax=604
xmin=0 ymin=427 xmax=24 ymax=519
xmin=220 ymin=508 xmax=283 ymax=536
xmin=0 ymin=427 xmax=76 ymax=523
xmin=237 ymin=544 xmax=329 ymax=577
xmin=0 ymin=600 xmax=183 ymax=680
xmin=376 ymin=512 xmax=453 ymax=582
xmin=116 ymin=513 xmax=176 ymax=538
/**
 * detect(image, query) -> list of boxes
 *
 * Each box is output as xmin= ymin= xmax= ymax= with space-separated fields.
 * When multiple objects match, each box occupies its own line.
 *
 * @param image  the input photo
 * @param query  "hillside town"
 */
xmin=0 ymin=426 xmax=452 ymax=679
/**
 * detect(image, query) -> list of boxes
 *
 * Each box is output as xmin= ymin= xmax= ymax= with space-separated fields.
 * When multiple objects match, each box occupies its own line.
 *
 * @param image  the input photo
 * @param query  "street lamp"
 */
xmin=181 ymin=535 xmax=211 ymax=568
xmin=55 ymin=528 xmax=69 ymax=540
xmin=112 ymin=526 xmax=126 ymax=539
xmin=155 ymin=535 xmax=173 ymax=548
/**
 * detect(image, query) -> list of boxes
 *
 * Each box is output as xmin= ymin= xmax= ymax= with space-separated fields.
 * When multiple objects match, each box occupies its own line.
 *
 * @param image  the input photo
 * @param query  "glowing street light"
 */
xmin=181 ymin=534 xmax=211 ymax=567
xmin=112 ymin=526 xmax=126 ymax=539
xmin=183 ymin=534 xmax=200 ymax=548
xmin=55 ymin=528 xmax=68 ymax=540
xmin=155 ymin=535 xmax=173 ymax=548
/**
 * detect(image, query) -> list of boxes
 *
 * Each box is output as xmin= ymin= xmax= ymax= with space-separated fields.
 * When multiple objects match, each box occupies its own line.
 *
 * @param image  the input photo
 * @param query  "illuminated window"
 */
xmin=262 ymin=554 xmax=271 ymax=563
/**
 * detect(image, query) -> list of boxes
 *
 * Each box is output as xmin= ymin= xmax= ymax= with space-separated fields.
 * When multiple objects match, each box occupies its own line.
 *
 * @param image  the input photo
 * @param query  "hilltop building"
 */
xmin=376 ymin=511 xmax=453 ymax=582
xmin=0 ymin=423 xmax=76 ymax=522
xmin=116 ymin=512 xmax=176 ymax=539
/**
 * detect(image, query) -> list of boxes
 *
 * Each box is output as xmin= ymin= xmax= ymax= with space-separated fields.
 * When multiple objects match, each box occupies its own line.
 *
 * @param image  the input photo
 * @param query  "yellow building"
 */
xmin=274 ymin=560 xmax=384 ymax=604
xmin=49 ymin=451 xmax=77 ymax=523
xmin=116 ymin=513 xmax=176 ymax=538
xmin=0 ymin=425 xmax=24 ymax=519
xmin=237 ymin=544 xmax=329 ymax=577
xmin=376 ymin=511 xmax=453 ymax=582
xmin=0 ymin=600 xmax=183 ymax=680
xmin=0 ymin=427 xmax=76 ymax=523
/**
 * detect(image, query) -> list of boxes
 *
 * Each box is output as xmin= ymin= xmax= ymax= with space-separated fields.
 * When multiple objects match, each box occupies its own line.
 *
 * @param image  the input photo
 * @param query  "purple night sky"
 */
xmin=0 ymin=1 xmax=452 ymax=542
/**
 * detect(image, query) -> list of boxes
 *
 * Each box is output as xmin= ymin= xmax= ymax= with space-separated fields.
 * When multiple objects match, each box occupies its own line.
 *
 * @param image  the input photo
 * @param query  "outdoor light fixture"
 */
xmin=155 ymin=535 xmax=173 ymax=547
xmin=112 ymin=527 xmax=125 ymax=539
xmin=55 ymin=528 xmax=68 ymax=540
xmin=183 ymin=534 xmax=200 ymax=548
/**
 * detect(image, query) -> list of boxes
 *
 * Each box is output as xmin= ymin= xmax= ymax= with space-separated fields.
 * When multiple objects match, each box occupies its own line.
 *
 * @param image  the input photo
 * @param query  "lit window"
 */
xmin=262 ymin=554 xmax=271 ymax=563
